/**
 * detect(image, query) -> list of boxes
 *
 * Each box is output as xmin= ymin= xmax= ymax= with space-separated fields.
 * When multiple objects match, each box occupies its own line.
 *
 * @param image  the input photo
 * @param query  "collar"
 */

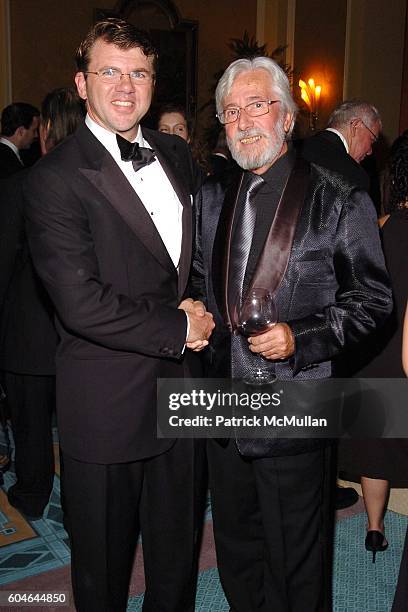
xmin=0 ymin=137 xmax=22 ymax=161
xmin=325 ymin=128 xmax=349 ymax=153
xmin=84 ymin=115 xmax=151 ymax=156
xmin=250 ymin=146 xmax=295 ymax=192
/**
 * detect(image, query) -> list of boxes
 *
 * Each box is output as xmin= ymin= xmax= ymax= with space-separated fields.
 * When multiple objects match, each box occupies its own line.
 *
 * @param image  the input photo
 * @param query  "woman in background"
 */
xmin=340 ymin=130 xmax=408 ymax=562
xmin=156 ymin=103 xmax=209 ymax=174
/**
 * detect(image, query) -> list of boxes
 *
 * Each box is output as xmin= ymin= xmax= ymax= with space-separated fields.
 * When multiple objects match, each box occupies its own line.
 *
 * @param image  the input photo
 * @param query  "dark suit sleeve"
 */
xmin=0 ymin=176 xmax=24 ymax=309
xmin=289 ymin=190 xmax=392 ymax=374
xmin=24 ymin=164 xmax=187 ymax=358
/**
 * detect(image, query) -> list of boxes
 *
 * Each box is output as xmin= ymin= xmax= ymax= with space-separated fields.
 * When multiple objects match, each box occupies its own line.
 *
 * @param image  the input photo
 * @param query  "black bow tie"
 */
xmin=116 ymin=134 xmax=156 ymax=172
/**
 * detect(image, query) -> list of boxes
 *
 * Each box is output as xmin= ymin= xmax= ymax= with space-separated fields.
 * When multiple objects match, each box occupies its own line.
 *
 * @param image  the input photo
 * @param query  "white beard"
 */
xmin=227 ymin=116 xmax=287 ymax=171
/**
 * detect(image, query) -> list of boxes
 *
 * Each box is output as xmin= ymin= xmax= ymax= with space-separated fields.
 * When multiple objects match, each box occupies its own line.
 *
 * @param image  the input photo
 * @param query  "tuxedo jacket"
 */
xmin=0 ymin=170 xmax=57 ymax=375
xmin=24 ymin=122 xmax=200 ymax=464
xmin=299 ymin=130 xmax=370 ymax=192
xmin=0 ymin=142 xmax=23 ymax=179
xmin=193 ymin=157 xmax=392 ymax=383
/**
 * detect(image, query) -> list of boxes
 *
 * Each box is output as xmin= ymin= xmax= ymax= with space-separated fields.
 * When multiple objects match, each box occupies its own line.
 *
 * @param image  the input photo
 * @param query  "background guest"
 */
xmin=300 ymin=99 xmax=381 ymax=206
xmin=0 ymin=103 xmax=40 ymax=179
xmin=0 ymin=87 xmax=84 ymax=519
xmin=340 ymin=129 xmax=408 ymax=562
xmin=207 ymin=128 xmax=235 ymax=175
xmin=156 ymin=103 xmax=209 ymax=174
xmin=157 ymin=103 xmax=191 ymax=142
xmin=300 ymin=99 xmax=382 ymax=511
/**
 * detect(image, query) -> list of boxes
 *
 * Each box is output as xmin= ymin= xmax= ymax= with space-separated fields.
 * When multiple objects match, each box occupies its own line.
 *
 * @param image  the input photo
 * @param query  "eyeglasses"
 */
xmin=85 ymin=67 xmax=154 ymax=84
xmin=217 ymin=100 xmax=280 ymax=125
xmin=359 ymin=120 xmax=378 ymax=143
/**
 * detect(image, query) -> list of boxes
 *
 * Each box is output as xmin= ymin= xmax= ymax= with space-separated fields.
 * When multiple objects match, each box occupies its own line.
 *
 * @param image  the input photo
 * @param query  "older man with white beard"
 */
xmin=192 ymin=56 xmax=392 ymax=612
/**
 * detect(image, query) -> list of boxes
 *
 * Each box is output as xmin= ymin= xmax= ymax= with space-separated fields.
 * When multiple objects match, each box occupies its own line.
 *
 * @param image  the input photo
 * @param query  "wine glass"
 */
xmin=236 ymin=288 xmax=277 ymax=385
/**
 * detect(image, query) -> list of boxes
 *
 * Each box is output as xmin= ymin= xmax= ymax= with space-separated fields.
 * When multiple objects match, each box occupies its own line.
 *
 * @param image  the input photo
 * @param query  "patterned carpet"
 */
xmin=0 ymin=440 xmax=407 ymax=611
xmin=126 ymin=513 xmax=408 ymax=612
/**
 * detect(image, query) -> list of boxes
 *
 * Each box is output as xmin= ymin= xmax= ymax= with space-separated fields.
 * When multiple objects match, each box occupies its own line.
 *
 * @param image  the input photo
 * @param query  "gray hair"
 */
xmin=215 ymin=56 xmax=298 ymax=137
xmin=327 ymin=99 xmax=382 ymax=131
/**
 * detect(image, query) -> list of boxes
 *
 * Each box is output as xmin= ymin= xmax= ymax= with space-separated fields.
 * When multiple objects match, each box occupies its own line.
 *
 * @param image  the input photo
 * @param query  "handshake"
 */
xmin=178 ymin=298 xmax=215 ymax=352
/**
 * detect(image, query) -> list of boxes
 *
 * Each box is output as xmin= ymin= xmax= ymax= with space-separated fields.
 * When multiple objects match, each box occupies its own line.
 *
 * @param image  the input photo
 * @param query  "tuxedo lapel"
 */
xmin=212 ymin=171 xmax=244 ymax=329
xmin=80 ymin=155 xmax=176 ymax=277
xmin=143 ymin=129 xmax=192 ymax=299
xmin=76 ymin=124 xmax=178 ymax=279
xmin=247 ymin=157 xmax=310 ymax=297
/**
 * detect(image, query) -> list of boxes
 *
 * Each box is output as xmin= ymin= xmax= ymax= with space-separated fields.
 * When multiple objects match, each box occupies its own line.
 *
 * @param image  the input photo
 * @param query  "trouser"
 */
xmin=62 ymin=439 xmax=206 ymax=612
xmin=4 ymin=371 xmax=55 ymax=515
xmin=208 ymin=439 xmax=333 ymax=612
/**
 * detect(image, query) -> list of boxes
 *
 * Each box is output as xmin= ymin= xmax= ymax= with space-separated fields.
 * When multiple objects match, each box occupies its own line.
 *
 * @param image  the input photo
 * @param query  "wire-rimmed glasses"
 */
xmin=85 ymin=67 xmax=154 ymax=84
xmin=217 ymin=100 xmax=279 ymax=125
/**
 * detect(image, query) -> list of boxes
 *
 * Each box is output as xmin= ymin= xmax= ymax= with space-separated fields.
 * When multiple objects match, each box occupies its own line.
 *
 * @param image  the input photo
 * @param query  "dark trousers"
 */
xmin=4 ymin=372 xmax=55 ymax=515
xmin=208 ymin=440 xmax=333 ymax=612
xmin=62 ymin=439 xmax=206 ymax=612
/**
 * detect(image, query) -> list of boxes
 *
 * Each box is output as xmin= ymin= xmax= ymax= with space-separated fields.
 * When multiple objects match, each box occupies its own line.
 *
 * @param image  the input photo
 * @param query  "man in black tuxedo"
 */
xmin=300 ymin=99 xmax=381 ymax=192
xmin=0 ymin=103 xmax=39 ymax=178
xmin=193 ymin=57 xmax=391 ymax=611
xmin=25 ymin=19 xmax=214 ymax=612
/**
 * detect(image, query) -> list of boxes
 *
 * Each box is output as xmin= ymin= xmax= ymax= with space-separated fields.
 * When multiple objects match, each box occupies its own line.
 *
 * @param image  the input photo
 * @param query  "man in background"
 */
xmin=300 ymin=99 xmax=382 ymax=509
xmin=0 ymin=103 xmax=39 ymax=178
xmin=300 ymin=99 xmax=381 ymax=192
xmin=0 ymin=89 xmax=84 ymax=520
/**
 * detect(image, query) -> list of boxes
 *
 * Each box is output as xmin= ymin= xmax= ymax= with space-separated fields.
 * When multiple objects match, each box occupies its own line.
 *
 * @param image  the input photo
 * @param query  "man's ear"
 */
xmin=283 ymin=113 xmax=293 ymax=134
xmin=349 ymin=118 xmax=360 ymax=136
xmin=14 ymin=125 xmax=25 ymax=138
xmin=75 ymin=72 xmax=87 ymax=101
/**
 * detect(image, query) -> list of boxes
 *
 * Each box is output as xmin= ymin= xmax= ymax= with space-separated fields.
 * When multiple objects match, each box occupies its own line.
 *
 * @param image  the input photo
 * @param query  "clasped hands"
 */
xmin=178 ymin=299 xmax=294 ymax=358
xmin=178 ymin=298 xmax=215 ymax=352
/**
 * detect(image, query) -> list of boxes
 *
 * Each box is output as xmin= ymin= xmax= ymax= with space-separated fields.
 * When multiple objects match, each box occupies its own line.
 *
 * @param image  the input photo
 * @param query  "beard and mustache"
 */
xmin=226 ymin=114 xmax=287 ymax=172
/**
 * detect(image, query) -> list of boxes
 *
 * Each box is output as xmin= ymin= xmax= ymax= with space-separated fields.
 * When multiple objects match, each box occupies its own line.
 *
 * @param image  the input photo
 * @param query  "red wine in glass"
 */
xmin=236 ymin=288 xmax=278 ymax=385
xmin=237 ymin=289 xmax=277 ymax=336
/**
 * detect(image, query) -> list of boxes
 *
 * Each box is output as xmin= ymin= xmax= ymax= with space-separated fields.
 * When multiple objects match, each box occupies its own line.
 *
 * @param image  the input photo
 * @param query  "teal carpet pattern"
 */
xmin=0 ymin=432 xmax=407 ymax=611
xmin=127 ymin=512 xmax=408 ymax=612
xmin=0 ymin=470 xmax=70 ymax=585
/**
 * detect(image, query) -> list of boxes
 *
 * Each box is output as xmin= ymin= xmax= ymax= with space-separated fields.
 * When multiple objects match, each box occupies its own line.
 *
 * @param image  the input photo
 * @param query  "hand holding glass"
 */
xmin=236 ymin=288 xmax=277 ymax=385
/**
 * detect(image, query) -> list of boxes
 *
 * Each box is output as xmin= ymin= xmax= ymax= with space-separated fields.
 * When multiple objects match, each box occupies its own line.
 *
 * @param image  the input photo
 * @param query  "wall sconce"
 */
xmin=299 ymin=78 xmax=322 ymax=131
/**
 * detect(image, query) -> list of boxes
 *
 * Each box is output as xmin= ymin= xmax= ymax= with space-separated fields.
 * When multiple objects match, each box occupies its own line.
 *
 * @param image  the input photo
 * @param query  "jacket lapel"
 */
xmin=143 ymin=129 xmax=192 ymax=299
xmin=212 ymin=171 xmax=244 ymax=329
xmin=247 ymin=157 xmax=310 ymax=298
xmin=76 ymin=124 xmax=189 ymax=284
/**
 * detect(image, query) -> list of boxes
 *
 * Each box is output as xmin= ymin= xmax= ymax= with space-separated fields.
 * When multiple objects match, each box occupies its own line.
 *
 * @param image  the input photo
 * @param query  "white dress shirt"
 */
xmin=325 ymin=128 xmax=349 ymax=154
xmin=85 ymin=115 xmax=183 ymax=269
xmin=84 ymin=115 xmax=190 ymax=343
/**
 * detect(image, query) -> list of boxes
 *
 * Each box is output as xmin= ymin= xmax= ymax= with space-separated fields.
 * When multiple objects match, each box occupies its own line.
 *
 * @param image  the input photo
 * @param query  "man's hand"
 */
xmin=248 ymin=323 xmax=295 ymax=360
xmin=178 ymin=298 xmax=215 ymax=351
xmin=178 ymin=298 xmax=206 ymax=317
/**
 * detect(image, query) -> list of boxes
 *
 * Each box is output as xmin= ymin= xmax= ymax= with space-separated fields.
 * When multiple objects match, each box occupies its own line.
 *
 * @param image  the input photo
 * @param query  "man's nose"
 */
xmin=237 ymin=108 xmax=254 ymax=131
xmin=117 ymin=74 xmax=135 ymax=91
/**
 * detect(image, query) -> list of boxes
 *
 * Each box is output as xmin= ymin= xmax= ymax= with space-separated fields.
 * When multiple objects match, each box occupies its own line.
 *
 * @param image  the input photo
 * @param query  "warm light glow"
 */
xmin=301 ymin=88 xmax=311 ymax=108
xmin=298 ymin=76 xmax=323 ymax=130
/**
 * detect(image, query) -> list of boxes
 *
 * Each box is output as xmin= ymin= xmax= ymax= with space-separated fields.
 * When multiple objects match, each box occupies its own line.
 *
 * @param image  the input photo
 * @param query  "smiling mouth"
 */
xmin=112 ymin=101 xmax=133 ymax=108
xmin=240 ymin=135 xmax=262 ymax=145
